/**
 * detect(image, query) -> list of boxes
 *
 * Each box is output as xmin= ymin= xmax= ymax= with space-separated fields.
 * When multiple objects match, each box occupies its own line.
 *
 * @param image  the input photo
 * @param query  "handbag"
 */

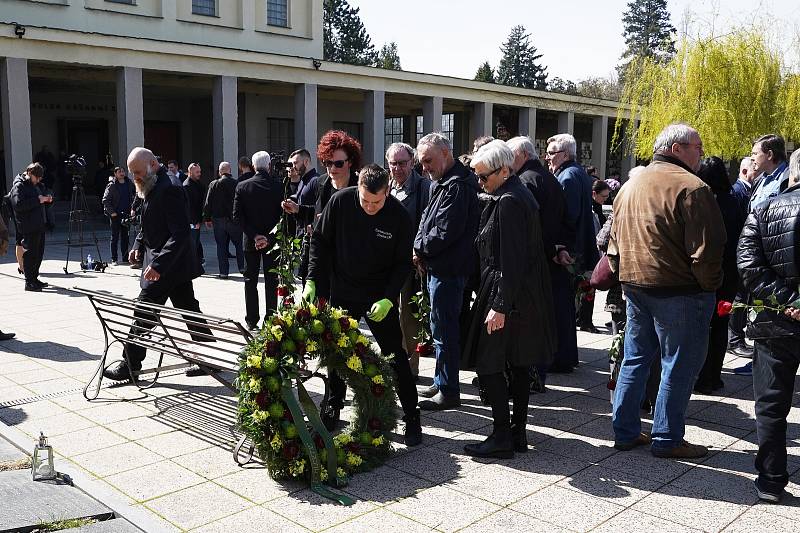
xmin=590 ymin=254 xmax=618 ymax=290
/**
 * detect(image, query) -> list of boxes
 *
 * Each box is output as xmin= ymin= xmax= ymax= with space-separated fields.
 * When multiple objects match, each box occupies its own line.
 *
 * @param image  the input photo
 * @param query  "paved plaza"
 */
xmin=1 ymin=228 xmax=800 ymax=532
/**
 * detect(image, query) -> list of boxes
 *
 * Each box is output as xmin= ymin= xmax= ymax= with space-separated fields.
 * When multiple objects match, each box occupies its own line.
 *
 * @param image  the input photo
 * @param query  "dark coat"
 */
xmin=133 ymin=168 xmax=203 ymax=290
xmin=555 ymin=160 xmax=599 ymax=269
xmin=232 ymin=170 xmax=284 ymax=252
xmin=517 ymin=158 xmax=568 ymax=260
xmin=291 ymin=168 xmax=320 ymax=232
xmin=10 ymin=177 xmax=45 ymax=235
xmin=202 ymin=174 xmax=238 ymax=220
xmin=237 ymin=170 xmax=255 ymax=184
xmin=182 ymin=177 xmax=206 ymax=225
xmin=101 ymin=178 xmax=135 ymax=218
xmin=462 ymin=175 xmax=556 ymax=375
xmin=738 ymin=184 xmax=800 ymax=339
xmin=716 ymin=189 xmax=746 ymax=300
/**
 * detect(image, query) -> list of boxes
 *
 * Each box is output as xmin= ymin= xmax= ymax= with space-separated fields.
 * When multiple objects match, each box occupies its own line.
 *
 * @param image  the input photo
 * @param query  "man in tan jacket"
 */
xmin=0 ymin=213 xmax=17 ymax=340
xmin=608 ymin=123 xmax=725 ymax=459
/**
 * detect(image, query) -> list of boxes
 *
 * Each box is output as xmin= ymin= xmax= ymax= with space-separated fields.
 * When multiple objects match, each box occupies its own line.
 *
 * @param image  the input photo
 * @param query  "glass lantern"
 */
xmin=31 ymin=432 xmax=57 ymax=481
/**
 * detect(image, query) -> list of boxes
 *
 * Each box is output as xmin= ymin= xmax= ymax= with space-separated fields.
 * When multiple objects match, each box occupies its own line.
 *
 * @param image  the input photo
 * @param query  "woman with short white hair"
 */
xmin=461 ymin=140 xmax=556 ymax=459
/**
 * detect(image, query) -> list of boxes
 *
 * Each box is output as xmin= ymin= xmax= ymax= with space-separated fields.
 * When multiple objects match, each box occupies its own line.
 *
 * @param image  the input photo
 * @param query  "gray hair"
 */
xmin=652 ymin=123 xmax=699 ymax=154
xmin=506 ymin=136 xmax=538 ymax=161
xmin=739 ymin=157 xmax=752 ymax=173
xmin=385 ymin=142 xmax=415 ymax=162
xmin=251 ymin=150 xmax=271 ymax=172
xmin=547 ymin=134 xmax=577 ymax=160
xmin=789 ymin=149 xmax=800 ymax=185
xmin=417 ymin=132 xmax=451 ymax=153
xmin=471 ymin=139 xmax=515 ymax=171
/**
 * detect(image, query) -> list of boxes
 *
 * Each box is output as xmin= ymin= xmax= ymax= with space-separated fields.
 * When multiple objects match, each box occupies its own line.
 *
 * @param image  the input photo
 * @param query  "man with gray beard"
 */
xmin=103 ymin=147 xmax=212 ymax=381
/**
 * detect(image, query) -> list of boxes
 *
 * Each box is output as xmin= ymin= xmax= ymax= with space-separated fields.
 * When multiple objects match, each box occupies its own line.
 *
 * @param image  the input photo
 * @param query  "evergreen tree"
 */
xmin=496 ymin=26 xmax=548 ymax=90
xmin=618 ymin=0 xmax=676 ymax=77
xmin=474 ymin=61 xmax=496 ymax=83
xmin=548 ymin=77 xmax=579 ymax=95
xmin=377 ymin=42 xmax=402 ymax=70
xmin=323 ymin=0 xmax=378 ymax=66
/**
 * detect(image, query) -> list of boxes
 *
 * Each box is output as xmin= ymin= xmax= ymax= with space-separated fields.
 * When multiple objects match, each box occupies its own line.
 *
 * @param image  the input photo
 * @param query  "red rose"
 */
xmin=255 ymin=391 xmax=268 ymax=409
xmin=716 ymin=300 xmax=733 ymax=317
xmin=283 ymin=296 xmax=295 ymax=308
xmin=578 ymin=280 xmax=592 ymax=292
xmin=339 ymin=317 xmax=350 ymax=332
xmin=607 ymin=378 xmax=616 ymax=391
xmin=276 ymin=286 xmax=289 ymax=297
xmin=296 ymin=308 xmax=311 ymax=323
xmin=368 ymin=417 xmax=382 ymax=431
xmin=318 ymin=297 xmax=328 ymax=309
xmin=371 ymin=383 xmax=385 ymax=397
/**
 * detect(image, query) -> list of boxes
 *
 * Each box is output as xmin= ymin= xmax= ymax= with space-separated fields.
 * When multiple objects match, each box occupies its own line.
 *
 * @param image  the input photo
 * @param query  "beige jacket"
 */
xmin=608 ymin=157 xmax=726 ymax=293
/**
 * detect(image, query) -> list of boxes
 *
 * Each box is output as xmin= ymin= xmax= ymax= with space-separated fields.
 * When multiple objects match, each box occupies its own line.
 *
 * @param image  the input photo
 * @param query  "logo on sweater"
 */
xmin=375 ymin=229 xmax=393 ymax=240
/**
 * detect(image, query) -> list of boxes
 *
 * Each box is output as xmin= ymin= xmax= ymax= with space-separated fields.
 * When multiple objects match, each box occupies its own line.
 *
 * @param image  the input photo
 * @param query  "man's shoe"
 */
xmin=103 ymin=360 xmax=139 ymax=382
xmin=217 ymin=274 xmax=228 ymax=279
xmin=734 ymin=362 xmax=753 ymax=376
xmin=33 ymin=280 xmax=48 ymax=288
xmin=614 ymin=431 xmax=652 ymax=451
xmin=511 ymin=423 xmax=528 ymax=453
xmin=111 ymin=260 xmax=118 ymax=266
xmin=713 ymin=378 xmax=725 ymax=391
xmin=246 ymin=321 xmax=259 ymax=331
xmin=464 ymin=429 xmax=514 ymax=459
xmin=419 ymin=384 xmax=439 ymax=398
xmin=548 ymin=365 xmax=574 ymax=374
xmin=0 ymin=331 xmax=16 ymax=341
xmin=728 ymin=343 xmax=754 ymax=358
xmin=419 ymin=391 xmax=460 ymax=411
xmin=320 ymin=405 xmax=340 ymax=432
xmin=651 ymin=440 xmax=707 ymax=459
xmin=403 ymin=409 xmax=423 ymax=447
xmin=693 ymin=382 xmax=714 ymax=395
xmin=130 ymin=263 xmax=142 ymax=270
xmin=24 ymin=283 xmax=42 ymax=292
xmin=579 ymin=324 xmax=600 ymax=334
xmin=754 ymin=479 xmax=782 ymax=503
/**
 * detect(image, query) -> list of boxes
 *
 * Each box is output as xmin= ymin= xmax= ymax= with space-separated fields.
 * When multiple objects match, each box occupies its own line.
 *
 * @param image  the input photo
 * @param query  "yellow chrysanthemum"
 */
xmin=270 ymin=432 xmax=282 ymax=451
xmin=284 ymin=315 xmax=293 ymax=328
xmin=346 ymin=452 xmax=363 ymax=467
xmin=331 ymin=309 xmax=343 ymax=319
xmin=372 ymin=375 xmax=384 ymax=385
xmin=288 ymin=459 xmax=305 ymax=476
xmin=270 ymin=325 xmax=283 ymax=341
xmin=334 ymin=433 xmax=352 ymax=446
xmin=305 ymin=340 xmax=319 ymax=353
xmin=319 ymin=468 xmax=328 ymax=481
xmin=248 ymin=377 xmax=262 ymax=392
xmin=251 ymin=410 xmax=269 ymax=424
xmin=348 ymin=318 xmax=358 ymax=330
xmin=357 ymin=335 xmax=369 ymax=346
xmin=371 ymin=436 xmax=385 ymax=446
xmin=246 ymin=354 xmax=263 ymax=369
xmin=345 ymin=355 xmax=363 ymax=373
xmin=337 ymin=467 xmax=346 ymax=479
xmin=309 ymin=305 xmax=319 ymax=317
xmin=337 ymin=335 xmax=349 ymax=348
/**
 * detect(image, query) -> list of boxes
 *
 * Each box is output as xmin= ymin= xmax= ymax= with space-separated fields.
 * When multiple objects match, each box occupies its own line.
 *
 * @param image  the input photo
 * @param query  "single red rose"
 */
xmin=283 ymin=296 xmax=295 ymax=308
xmin=607 ymin=378 xmax=616 ymax=391
xmin=414 ymin=343 xmax=424 ymax=354
xmin=368 ymin=417 xmax=382 ymax=431
xmin=371 ymin=383 xmax=385 ymax=397
xmin=716 ymin=300 xmax=734 ymax=317
xmin=585 ymin=293 xmax=595 ymax=302
xmin=339 ymin=317 xmax=350 ymax=332
xmin=296 ymin=308 xmax=311 ymax=323
xmin=578 ymin=280 xmax=592 ymax=292
xmin=276 ymin=286 xmax=289 ymax=297
xmin=317 ymin=297 xmax=328 ymax=309
xmin=255 ymin=391 xmax=268 ymax=409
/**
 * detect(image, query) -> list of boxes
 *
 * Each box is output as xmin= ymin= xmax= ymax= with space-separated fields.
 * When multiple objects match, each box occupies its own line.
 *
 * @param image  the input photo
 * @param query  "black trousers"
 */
xmin=122 ymin=280 xmax=212 ymax=368
xmin=728 ymin=287 xmax=749 ymax=349
xmin=479 ymin=367 xmax=530 ymax=430
xmin=576 ymin=292 xmax=595 ymax=327
xmin=753 ymin=337 xmax=800 ymax=494
xmin=243 ymin=250 xmax=278 ymax=327
xmin=696 ymin=313 xmax=729 ymax=388
xmin=550 ymin=266 xmax=579 ymax=371
xmin=110 ymin=217 xmax=130 ymax=262
xmin=327 ymin=298 xmax=418 ymax=419
xmin=21 ymin=231 xmax=45 ymax=284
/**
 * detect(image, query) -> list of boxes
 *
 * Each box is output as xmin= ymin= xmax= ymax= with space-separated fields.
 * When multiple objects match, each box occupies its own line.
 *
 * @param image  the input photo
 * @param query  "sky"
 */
xmin=349 ymin=0 xmax=800 ymax=82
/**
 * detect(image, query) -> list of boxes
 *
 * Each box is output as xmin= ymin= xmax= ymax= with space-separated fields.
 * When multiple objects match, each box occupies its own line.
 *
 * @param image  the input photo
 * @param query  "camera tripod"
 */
xmin=63 ymin=179 xmax=107 ymax=274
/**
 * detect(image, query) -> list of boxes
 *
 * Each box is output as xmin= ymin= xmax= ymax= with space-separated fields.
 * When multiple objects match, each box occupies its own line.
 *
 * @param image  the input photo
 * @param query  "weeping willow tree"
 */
xmin=613 ymin=30 xmax=800 ymax=160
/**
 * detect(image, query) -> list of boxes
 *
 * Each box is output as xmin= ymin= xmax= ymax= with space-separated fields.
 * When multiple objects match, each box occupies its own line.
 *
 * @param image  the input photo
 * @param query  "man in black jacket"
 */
xmin=101 ymin=167 xmax=135 ymax=265
xmin=305 ymin=164 xmax=422 ymax=446
xmin=280 ymin=149 xmax=320 ymax=283
xmin=10 ymin=163 xmax=52 ymax=291
xmin=183 ymin=163 xmax=206 ymax=266
xmin=413 ymin=133 xmax=480 ymax=410
xmin=103 ymin=148 xmax=212 ymax=381
xmin=203 ymin=161 xmax=244 ymax=278
xmin=237 ymin=156 xmax=255 ymax=184
xmin=738 ymin=149 xmax=800 ymax=503
xmin=233 ymin=151 xmax=284 ymax=330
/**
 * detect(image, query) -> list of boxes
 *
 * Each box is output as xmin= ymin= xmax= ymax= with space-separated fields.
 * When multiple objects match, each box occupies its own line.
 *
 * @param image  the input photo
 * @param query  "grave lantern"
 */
xmin=31 ymin=432 xmax=57 ymax=481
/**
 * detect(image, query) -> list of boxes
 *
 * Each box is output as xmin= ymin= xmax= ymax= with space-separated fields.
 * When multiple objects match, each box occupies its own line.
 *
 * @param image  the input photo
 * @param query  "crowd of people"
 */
xmin=2 ymin=123 xmax=799 ymax=504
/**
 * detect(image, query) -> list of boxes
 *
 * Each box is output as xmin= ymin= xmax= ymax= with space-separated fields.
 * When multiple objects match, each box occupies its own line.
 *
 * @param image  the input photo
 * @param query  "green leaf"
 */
xmin=767 ymin=294 xmax=779 ymax=305
xmin=752 ymin=299 xmax=764 ymax=306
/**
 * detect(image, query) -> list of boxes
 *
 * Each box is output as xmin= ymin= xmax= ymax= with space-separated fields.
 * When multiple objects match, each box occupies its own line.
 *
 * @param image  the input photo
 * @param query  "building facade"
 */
xmin=1 ymin=0 xmax=634 ymax=195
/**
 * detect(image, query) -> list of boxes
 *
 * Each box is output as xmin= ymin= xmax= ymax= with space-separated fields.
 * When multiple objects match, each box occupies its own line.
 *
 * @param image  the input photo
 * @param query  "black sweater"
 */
xmin=308 ymin=187 xmax=412 ymax=304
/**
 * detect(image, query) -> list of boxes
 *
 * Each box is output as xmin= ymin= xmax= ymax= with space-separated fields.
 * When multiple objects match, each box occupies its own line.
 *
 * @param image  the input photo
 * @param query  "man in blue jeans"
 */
xmin=608 ymin=123 xmax=725 ymax=459
xmin=203 ymin=161 xmax=244 ymax=278
xmin=413 ymin=133 xmax=480 ymax=410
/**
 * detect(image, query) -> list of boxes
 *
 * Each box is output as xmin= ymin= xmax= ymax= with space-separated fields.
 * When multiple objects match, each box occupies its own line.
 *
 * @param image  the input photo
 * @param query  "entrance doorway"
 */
xmin=145 ymin=121 xmax=180 ymax=165
xmin=58 ymin=119 xmax=110 ymax=196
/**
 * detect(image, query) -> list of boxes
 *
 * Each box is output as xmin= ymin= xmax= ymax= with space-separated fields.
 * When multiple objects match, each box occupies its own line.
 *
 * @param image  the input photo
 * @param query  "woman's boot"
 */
xmin=510 ymin=366 xmax=531 ymax=452
xmin=464 ymin=373 xmax=514 ymax=459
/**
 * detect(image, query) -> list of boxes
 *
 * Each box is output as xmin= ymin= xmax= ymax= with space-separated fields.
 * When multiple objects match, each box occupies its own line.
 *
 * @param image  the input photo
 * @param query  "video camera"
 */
xmin=64 ymin=154 xmax=87 ymax=185
xmin=270 ymin=151 xmax=288 ymax=182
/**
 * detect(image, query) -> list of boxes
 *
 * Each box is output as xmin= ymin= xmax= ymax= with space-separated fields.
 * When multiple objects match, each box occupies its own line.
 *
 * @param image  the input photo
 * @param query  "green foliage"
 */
xmin=269 ymin=213 xmax=303 ymax=297
xmin=614 ymin=30 xmax=796 ymax=160
xmin=377 ymin=42 xmax=402 ymax=70
xmin=474 ymin=61 xmax=496 ymax=83
xmin=323 ymin=0 xmax=378 ymax=66
xmin=548 ymin=77 xmax=579 ymax=95
xmin=497 ymin=25 xmax=548 ymax=90
xmin=36 ymin=518 xmax=97 ymax=532
xmin=576 ymin=76 xmax=622 ymax=101
xmin=618 ymin=0 xmax=676 ymax=80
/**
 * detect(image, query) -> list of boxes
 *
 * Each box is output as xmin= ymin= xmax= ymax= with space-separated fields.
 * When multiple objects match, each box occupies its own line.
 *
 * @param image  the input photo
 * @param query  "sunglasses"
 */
xmin=474 ymin=167 xmax=501 ymax=182
xmin=322 ymin=159 xmax=349 ymax=168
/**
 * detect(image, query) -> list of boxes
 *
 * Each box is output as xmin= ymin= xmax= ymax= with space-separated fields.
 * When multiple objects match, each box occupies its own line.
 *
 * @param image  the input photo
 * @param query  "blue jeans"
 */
xmin=212 ymin=217 xmax=244 ymax=276
xmin=612 ymin=287 xmax=714 ymax=449
xmin=428 ymin=273 xmax=466 ymax=395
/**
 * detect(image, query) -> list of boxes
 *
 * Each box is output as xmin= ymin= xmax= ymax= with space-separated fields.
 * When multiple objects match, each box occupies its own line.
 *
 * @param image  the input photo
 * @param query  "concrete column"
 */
xmin=294 ymin=83 xmax=317 ymax=155
xmin=1 ymin=58 xmax=32 ymax=192
xmin=558 ymin=111 xmax=574 ymax=135
xmin=115 ymin=67 xmax=144 ymax=165
xmin=473 ymin=102 xmax=493 ymax=142
xmin=422 ymin=96 xmax=442 ymax=135
xmin=591 ymin=115 xmax=608 ymax=178
xmin=518 ymin=107 xmax=537 ymax=138
xmin=213 ymin=75 xmax=238 ymax=165
xmin=363 ymin=90 xmax=385 ymax=165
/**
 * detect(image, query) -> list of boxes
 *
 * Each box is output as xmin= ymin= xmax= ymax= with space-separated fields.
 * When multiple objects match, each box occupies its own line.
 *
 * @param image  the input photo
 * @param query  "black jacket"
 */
xmin=10 ymin=177 xmax=45 ymax=235
xmin=311 ymin=172 xmax=358 ymax=219
xmin=182 ymin=177 xmax=206 ymax=225
xmin=232 ymin=170 xmax=284 ymax=252
xmin=308 ymin=187 xmax=412 ymax=304
xmin=291 ymin=168 xmax=320 ymax=232
xmin=101 ymin=178 xmax=135 ymax=218
xmin=133 ymin=168 xmax=202 ymax=290
xmin=716 ymin=189 xmax=746 ymax=300
xmin=414 ymin=159 xmax=480 ymax=277
xmin=203 ymin=174 xmax=237 ymax=220
xmin=517 ymin=158 xmax=568 ymax=261
xmin=238 ymin=171 xmax=255 ymax=184
xmin=738 ymin=185 xmax=800 ymax=339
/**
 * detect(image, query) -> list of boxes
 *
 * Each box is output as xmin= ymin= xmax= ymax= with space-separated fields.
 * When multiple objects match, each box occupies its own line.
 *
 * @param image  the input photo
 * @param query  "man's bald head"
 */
xmin=219 ymin=161 xmax=231 ymax=176
xmin=127 ymin=147 xmax=160 ymax=198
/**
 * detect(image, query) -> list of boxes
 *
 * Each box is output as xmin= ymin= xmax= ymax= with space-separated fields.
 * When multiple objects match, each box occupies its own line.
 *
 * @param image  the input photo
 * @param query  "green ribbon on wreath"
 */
xmin=280 ymin=381 xmax=355 ymax=506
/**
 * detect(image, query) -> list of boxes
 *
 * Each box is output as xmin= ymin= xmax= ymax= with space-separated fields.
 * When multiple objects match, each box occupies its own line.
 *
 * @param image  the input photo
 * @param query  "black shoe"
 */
xmin=419 ymin=391 xmax=460 ymax=411
xmin=529 ymin=370 xmax=546 ymax=394
xmin=511 ymin=423 xmax=528 ymax=453
xmin=320 ymin=405 xmax=340 ymax=432
xmin=404 ymin=409 xmax=422 ymax=447
xmin=246 ymin=321 xmax=259 ymax=331
xmin=0 ymin=331 xmax=15 ymax=341
xmin=33 ymin=280 xmax=48 ymax=288
xmin=17 ymin=267 xmax=24 ymax=275
xmin=548 ymin=365 xmax=574 ymax=374
xmin=103 ymin=360 xmax=140 ymax=382
xmin=419 ymin=384 xmax=439 ymax=398
xmin=713 ymin=378 xmax=725 ymax=391
xmin=579 ymin=324 xmax=600 ymax=334
xmin=185 ymin=364 xmax=218 ymax=377
xmin=693 ymin=382 xmax=713 ymax=395
xmin=25 ymin=283 xmax=42 ymax=292
xmin=130 ymin=263 xmax=142 ymax=270
xmin=464 ymin=429 xmax=514 ymax=459
xmin=728 ymin=343 xmax=754 ymax=358
xmin=754 ymin=478 xmax=782 ymax=503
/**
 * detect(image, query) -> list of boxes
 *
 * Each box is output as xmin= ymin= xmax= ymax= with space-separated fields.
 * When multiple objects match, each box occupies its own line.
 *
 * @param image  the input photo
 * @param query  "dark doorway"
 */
xmin=145 ymin=120 xmax=180 ymax=165
xmin=58 ymin=119 xmax=110 ymax=196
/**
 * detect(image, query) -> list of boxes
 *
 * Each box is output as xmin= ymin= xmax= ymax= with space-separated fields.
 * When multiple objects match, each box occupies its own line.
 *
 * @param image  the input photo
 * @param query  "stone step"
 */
xmin=0 ymin=436 xmax=26 ymax=464
xmin=60 ymin=518 xmax=142 ymax=533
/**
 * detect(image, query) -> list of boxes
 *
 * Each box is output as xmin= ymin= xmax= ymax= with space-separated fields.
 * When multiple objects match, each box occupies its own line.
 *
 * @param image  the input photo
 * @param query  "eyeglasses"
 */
xmin=546 ymin=150 xmax=564 ymax=156
xmin=322 ymin=159 xmax=349 ymax=168
xmin=474 ymin=167 xmax=501 ymax=182
xmin=388 ymin=159 xmax=411 ymax=167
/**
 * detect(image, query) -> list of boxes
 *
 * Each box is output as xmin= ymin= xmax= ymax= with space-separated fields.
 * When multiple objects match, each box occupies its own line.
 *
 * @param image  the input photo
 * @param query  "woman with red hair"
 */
xmin=314 ymin=130 xmax=361 ymax=212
